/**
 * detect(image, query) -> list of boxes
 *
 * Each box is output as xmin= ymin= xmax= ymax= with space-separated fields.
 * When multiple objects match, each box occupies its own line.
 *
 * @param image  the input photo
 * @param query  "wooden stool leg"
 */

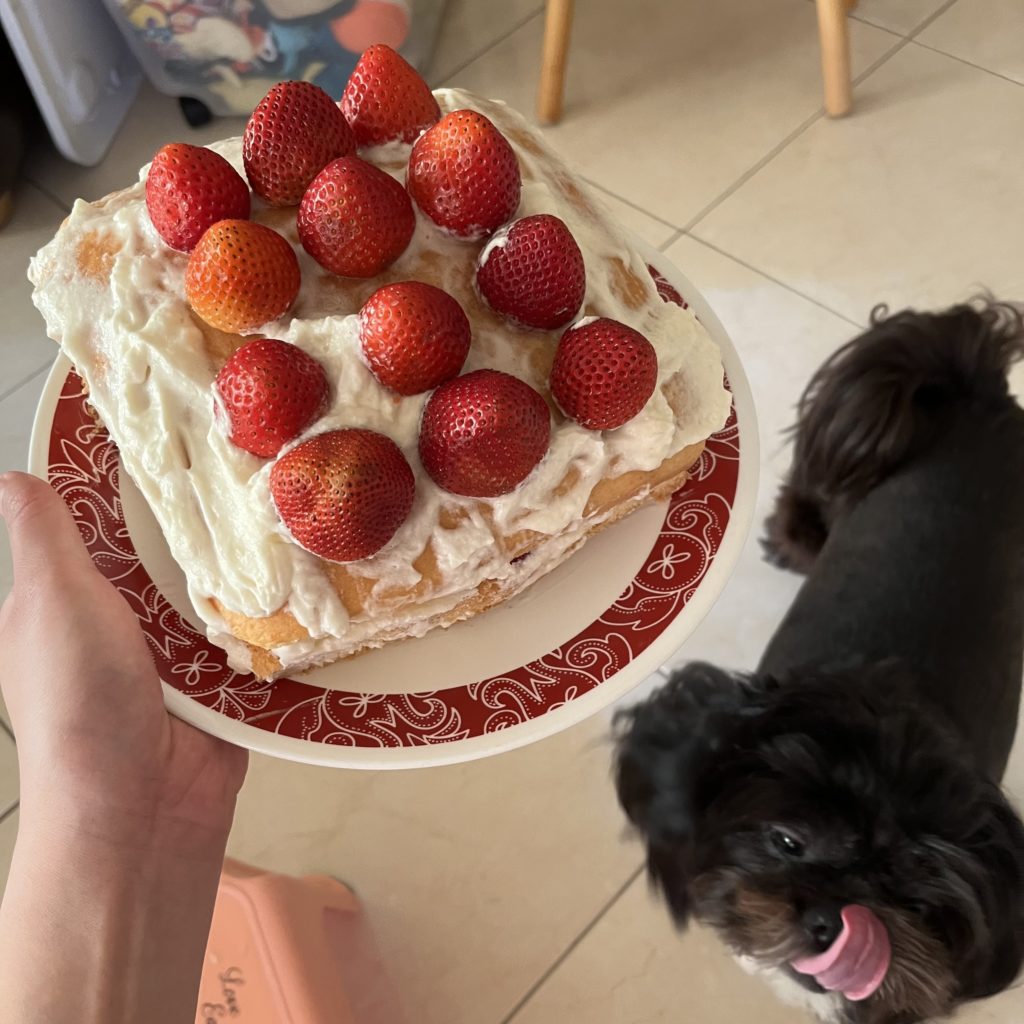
xmin=815 ymin=0 xmax=853 ymax=117
xmin=537 ymin=0 xmax=575 ymax=125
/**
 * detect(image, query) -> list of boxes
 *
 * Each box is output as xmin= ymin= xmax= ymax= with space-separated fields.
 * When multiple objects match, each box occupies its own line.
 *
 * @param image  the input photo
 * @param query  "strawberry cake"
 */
xmin=30 ymin=46 xmax=731 ymax=680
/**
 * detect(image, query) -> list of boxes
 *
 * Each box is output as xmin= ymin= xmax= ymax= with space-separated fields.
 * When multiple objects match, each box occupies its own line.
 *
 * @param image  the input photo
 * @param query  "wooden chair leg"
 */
xmin=537 ymin=0 xmax=574 ymax=125
xmin=815 ymin=0 xmax=853 ymax=117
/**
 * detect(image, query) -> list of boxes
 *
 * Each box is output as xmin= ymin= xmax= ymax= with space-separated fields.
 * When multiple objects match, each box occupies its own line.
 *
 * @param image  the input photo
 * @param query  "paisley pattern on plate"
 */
xmin=45 ymin=372 xmax=738 ymax=749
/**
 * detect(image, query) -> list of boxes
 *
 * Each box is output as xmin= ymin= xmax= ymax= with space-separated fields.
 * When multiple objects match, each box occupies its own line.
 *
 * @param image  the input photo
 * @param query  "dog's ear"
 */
xmin=614 ymin=662 xmax=760 ymax=925
xmin=947 ymin=787 xmax=1024 ymax=1001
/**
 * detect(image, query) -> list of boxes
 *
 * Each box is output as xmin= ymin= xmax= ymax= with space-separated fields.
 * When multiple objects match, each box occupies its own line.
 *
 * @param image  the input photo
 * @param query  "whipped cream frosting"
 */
xmin=30 ymin=88 xmax=731 ymax=676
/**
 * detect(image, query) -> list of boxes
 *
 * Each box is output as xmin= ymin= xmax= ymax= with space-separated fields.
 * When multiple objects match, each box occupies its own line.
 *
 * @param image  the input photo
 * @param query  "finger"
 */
xmin=0 ymin=471 xmax=98 ymax=584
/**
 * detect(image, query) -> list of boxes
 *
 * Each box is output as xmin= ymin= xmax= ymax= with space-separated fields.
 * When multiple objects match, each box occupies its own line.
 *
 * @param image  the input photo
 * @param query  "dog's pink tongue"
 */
xmin=791 ymin=905 xmax=891 ymax=1001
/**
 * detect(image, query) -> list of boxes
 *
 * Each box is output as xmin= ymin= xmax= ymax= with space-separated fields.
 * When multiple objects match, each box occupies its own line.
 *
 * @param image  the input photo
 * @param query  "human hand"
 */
xmin=0 ymin=471 xmax=247 ymax=849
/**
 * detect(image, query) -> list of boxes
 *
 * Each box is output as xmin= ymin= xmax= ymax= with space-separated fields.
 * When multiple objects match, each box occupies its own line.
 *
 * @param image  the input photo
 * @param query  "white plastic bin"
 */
xmin=0 ymin=0 xmax=144 ymax=165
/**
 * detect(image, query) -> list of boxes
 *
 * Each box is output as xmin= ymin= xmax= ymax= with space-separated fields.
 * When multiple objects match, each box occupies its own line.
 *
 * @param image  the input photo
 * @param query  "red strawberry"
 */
xmin=407 ymin=109 xmax=521 ymax=240
xmin=186 ymin=219 xmax=301 ymax=333
xmin=298 ymin=156 xmax=415 ymax=278
xmin=646 ymin=264 xmax=688 ymax=309
xmin=341 ymin=43 xmax=441 ymax=147
xmin=359 ymin=281 xmax=471 ymax=395
xmin=551 ymin=318 xmax=658 ymax=430
xmin=243 ymin=81 xmax=356 ymax=206
xmin=419 ymin=369 xmax=550 ymax=497
xmin=270 ymin=428 xmax=415 ymax=562
xmin=145 ymin=143 xmax=250 ymax=252
xmin=476 ymin=214 xmax=585 ymax=330
xmin=215 ymin=338 xmax=329 ymax=457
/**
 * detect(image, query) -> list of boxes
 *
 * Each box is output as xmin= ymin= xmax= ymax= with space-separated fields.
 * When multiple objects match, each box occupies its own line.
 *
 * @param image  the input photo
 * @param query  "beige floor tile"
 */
xmin=515 ymin=867 xmax=1024 ymax=1024
xmin=1002 ymin=700 xmax=1024 ymax=801
xmin=1 ymin=185 xmax=67 ymax=396
xmin=0 ymin=808 xmax=17 ymax=898
xmin=226 ymin=711 xmax=639 ymax=1024
xmin=0 ymin=363 xmax=50 ymax=479
xmin=428 ymin=0 xmax=543 ymax=84
xmin=694 ymin=43 xmax=1024 ymax=325
xmin=0 ymin=728 xmax=17 ymax=816
xmin=514 ymin=871 xmax=813 ymax=1024
xmin=848 ymin=0 xmax=950 ymax=35
xmin=952 ymin=985 xmax=1024 ymax=1024
xmin=1012 ymin=360 xmax=1024 ymax=405
xmin=657 ymin=234 xmax=856 ymax=675
xmin=918 ymin=0 xmax=1024 ymax=84
xmin=445 ymin=0 xmax=898 ymax=227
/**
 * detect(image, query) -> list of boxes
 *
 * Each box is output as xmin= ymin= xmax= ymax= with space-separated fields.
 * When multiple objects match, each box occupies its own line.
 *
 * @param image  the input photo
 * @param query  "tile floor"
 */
xmin=2 ymin=0 xmax=1024 ymax=1020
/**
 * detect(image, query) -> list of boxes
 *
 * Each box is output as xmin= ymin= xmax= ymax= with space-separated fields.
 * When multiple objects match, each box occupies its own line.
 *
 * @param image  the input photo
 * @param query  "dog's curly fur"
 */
xmin=616 ymin=302 xmax=1024 ymax=1023
xmin=765 ymin=302 xmax=1024 ymax=573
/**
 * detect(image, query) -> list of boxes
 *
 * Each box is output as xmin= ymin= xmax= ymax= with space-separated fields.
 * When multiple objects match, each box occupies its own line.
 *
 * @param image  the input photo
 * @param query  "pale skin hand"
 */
xmin=0 ymin=471 xmax=248 ymax=1024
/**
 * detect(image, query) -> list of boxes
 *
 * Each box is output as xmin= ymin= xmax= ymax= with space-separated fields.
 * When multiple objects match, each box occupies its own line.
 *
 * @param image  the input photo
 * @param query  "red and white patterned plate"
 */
xmin=29 ymin=243 xmax=757 ymax=768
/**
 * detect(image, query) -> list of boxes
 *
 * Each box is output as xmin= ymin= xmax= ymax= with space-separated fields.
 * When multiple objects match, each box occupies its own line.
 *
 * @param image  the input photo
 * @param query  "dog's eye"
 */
xmin=768 ymin=828 xmax=805 ymax=858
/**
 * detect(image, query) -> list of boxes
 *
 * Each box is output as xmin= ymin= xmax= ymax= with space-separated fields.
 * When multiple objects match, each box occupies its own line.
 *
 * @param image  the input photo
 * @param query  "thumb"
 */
xmin=0 ymin=472 xmax=98 ymax=585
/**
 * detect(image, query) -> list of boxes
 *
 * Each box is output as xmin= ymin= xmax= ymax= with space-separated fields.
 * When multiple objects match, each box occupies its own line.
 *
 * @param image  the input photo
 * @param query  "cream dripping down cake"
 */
xmin=30 ymin=45 xmax=730 ymax=681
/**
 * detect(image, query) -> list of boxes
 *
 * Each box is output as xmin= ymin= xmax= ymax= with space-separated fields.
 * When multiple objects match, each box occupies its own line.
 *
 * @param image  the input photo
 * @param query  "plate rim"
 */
xmin=29 ymin=241 xmax=759 ymax=769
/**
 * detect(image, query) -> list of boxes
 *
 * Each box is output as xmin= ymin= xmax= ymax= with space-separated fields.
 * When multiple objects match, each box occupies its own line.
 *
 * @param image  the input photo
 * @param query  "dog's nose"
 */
xmin=801 ymin=905 xmax=843 ymax=951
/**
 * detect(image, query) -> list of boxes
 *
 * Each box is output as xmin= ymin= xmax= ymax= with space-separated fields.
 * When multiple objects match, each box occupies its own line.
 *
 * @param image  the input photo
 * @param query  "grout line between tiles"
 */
xmin=20 ymin=177 xmax=72 ymax=215
xmin=803 ymin=0 xmax=960 ymax=39
xmin=842 ymin=9 xmax=927 ymax=35
xmin=910 ymin=39 xmax=1024 ymax=89
xmin=850 ymin=35 xmax=913 ymax=88
xmin=844 ymin=10 xmax=911 ymax=33
xmin=659 ymin=228 xmax=685 ymax=253
xmin=901 ymin=0 xmax=963 ymax=41
xmin=681 ymin=233 xmax=867 ymax=329
xmin=843 ymin=13 xmax=905 ymax=41
xmin=0 ymin=800 xmax=18 ymax=825
xmin=583 ymin=178 xmax=680 ymax=233
xmin=501 ymin=864 xmax=645 ymax=1024
xmin=434 ymin=5 xmax=545 ymax=87
xmin=681 ymin=106 xmax=826 ymax=235
xmin=0 ymin=360 xmax=53 ymax=406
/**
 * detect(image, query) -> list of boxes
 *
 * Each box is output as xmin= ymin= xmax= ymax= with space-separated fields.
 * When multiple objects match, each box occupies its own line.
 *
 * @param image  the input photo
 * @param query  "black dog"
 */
xmin=615 ymin=303 xmax=1024 ymax=1023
